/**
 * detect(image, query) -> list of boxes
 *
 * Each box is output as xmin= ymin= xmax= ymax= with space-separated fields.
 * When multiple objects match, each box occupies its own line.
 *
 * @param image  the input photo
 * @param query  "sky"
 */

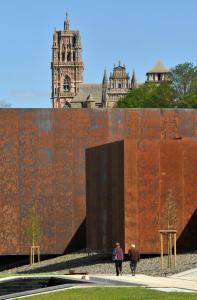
xmin=0 ymin=0 xmax=196 ymax=108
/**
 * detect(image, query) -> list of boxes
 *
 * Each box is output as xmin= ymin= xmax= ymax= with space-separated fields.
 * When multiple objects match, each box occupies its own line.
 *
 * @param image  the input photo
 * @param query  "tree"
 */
xmin=25 ymin=207 xmax=43 ymax=264
xmin=161 ymin=189 xmax=177 ymax=230
xmin=25 ymin=207 xmax=42 ymax=246
xmin=160 ymin=189 xmax=177 ymax=269
xmin=116 ymin=82 xmax=175 ymax=108
xmin=117 ymin=62 xmax=197 ymax=109
xmin=178 ymin=78 xmax=197 ymax=108
xmin=170 ymin=62 xmax=197 ymax=97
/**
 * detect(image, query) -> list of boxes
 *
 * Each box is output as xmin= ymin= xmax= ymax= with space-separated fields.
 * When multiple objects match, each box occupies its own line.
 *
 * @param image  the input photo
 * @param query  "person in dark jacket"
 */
xmin=128 ymin=244 xmax=140 ymax=276
xmin=112 ymin=242 xmax=124 ymax=276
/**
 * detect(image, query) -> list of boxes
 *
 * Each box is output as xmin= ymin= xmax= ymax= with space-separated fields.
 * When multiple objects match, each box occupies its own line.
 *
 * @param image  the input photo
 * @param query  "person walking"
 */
xmin=128 ymin=244 xmax=140 ymax=276
xmin=112 ymin=242 xmax=124 ymax=276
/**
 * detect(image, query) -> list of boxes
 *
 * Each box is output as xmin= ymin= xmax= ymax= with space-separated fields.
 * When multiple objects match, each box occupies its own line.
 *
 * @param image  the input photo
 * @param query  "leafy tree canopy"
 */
xmin=117 ymin=62 xmax=197 ymax=109
xmin=117 ymin=82 xmax=175 ymax=108
xmin=178 ymin=78 xmax=197 ymax=108
xmin=171 ymin=62 xmax=197 ymax=97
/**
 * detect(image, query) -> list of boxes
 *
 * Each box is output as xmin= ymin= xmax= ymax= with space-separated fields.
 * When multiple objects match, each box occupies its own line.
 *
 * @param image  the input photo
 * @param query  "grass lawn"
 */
xmin=20 ymin=287 xmax=197 ymax=300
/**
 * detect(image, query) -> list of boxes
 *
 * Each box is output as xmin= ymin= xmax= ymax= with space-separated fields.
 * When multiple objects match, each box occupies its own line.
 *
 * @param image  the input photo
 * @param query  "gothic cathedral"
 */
xmin=51 ymin=14 xmax=170 ymax=108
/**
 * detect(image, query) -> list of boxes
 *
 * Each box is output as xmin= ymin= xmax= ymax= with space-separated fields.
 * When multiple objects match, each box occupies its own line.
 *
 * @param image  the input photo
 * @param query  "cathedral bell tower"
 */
xmin=51 ymin=13 xmax=84 ymax=108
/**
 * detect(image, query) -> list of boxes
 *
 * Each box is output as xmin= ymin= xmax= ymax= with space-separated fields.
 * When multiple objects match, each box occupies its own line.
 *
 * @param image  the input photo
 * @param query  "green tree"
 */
xmin=170 ymin=62 xmax=197 ymax=97
xmin=117 ymin=82 xmax=175 ymax=108
xmin=178 ymin=78 xmax=197 ymax=108
xmin=147 ymin=82 xmax=175 ymax=108
xmin=117 ymin=62 xmax=197 ymax=109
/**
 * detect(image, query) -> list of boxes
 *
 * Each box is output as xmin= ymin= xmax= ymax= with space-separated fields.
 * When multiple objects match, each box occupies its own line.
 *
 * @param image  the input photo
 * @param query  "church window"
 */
xmin=67 ymin=52 xmax=71 ymax=61
xmin=62 ymin=52 xmax=65 ymax=62
xmin=118 ymin=83 xmax=122 ymax=88
xmin=64 ymin=75 xmax=71 ymax=92
xmin=73 ymin=52 xmax=76 ymax=61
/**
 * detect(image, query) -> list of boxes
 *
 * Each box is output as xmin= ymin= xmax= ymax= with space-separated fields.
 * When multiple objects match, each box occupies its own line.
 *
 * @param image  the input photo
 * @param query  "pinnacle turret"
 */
xmin=64 ymin=12 xmax=70 ymax=31
xmin=102 ymin=67 xmax=108 ymax=85
xmin=53 ymin=30 xmax=58 ymax=48
xmin=131 ymin=69 xmax=137 ymax=88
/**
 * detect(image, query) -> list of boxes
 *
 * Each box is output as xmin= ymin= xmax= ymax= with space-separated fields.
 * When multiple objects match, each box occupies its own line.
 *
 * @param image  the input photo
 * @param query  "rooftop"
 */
xmin=147 ymin=60 xmax=169 ymax=74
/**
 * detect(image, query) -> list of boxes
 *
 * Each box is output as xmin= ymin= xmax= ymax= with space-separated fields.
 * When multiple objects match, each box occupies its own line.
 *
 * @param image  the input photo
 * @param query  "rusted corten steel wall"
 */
xmin=0 ymin=108 xmax=197 ymax=255
xmin=86 ymin=109 xmax=197 ymax=253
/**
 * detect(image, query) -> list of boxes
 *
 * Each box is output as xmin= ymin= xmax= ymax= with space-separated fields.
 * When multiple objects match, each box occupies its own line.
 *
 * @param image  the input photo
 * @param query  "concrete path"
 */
xmin=90 ymin=270 xmax=197 ymax=292
xmin=170 ymin=267 xmax=197 ymax=281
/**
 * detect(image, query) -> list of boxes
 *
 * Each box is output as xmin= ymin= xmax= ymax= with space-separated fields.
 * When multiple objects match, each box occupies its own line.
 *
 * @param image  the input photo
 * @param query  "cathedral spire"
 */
xmin=64 ymin=12 xmax=70 ymax=31
xmin=102 ymin=67 xmax=108 ymax=85
xmin=131 ymin=69 xmax=137 ymax=88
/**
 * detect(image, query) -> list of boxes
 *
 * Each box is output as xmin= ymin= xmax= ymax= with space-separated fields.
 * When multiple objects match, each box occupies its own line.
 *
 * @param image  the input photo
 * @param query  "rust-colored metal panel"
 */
xmin=124 ymin=140 xmax=138 ymax=252
xmin=0 ymin=108 xmax=196 ymax=255
xmin=137 ymin=140 xmax=160 ymax=253
xmin=124 ymin=138 xmax=197 ymax=254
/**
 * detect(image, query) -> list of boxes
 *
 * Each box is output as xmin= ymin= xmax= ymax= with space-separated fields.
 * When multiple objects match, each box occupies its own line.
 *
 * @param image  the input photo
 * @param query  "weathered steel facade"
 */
xmin=0 ymin=109 xmax=196 ymax=255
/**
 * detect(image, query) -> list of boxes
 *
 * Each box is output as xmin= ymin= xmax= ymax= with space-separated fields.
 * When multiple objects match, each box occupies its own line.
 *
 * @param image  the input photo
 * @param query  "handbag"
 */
xmin=112 ymin=254 xmax=117 ymax=261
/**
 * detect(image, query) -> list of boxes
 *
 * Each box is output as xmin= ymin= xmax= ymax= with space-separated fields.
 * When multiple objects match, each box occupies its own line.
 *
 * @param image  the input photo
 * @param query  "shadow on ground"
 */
xmin=18 ymin=254 xmax=111 ymax=274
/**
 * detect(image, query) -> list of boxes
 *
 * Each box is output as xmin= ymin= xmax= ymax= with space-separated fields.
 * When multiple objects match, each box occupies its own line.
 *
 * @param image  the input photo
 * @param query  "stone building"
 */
xmin=51 ymin=15 xmax=169 ymax=108
xmin=51 ymin=13 xmax=84 ymax=108
xmin=102 ymin=64 xmax=137 ymax=108
xmin=146 ymin=60 xmax=171 ymax=84
xmin=51 ymin=15 xmax=138 ymax=109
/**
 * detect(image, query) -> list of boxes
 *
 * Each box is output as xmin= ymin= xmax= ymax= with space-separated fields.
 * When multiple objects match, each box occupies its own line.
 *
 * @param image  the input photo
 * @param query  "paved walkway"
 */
xmin=170 ymin=267 xmax=197 ymax=280
xmin=89 ymin=268 xmax=197 ymax=292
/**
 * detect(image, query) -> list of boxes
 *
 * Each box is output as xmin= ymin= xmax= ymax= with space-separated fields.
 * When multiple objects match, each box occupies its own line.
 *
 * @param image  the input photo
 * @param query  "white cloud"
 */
xmin=0 ymin=100 xmax=11 ymax=107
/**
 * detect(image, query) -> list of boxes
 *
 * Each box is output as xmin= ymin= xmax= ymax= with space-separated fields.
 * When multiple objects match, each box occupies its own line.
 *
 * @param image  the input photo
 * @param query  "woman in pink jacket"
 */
xmin=112 ymin=242 xmax=124 ymax=276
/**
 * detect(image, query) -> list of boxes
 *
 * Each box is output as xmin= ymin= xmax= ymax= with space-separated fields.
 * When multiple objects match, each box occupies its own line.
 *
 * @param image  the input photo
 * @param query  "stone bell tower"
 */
xmin=51 ymin=13 xmax=84 ymax=108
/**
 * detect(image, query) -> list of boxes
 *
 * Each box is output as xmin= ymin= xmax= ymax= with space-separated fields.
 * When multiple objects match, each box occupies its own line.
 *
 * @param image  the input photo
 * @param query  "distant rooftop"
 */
xmin=147 ymin=60 xmax=169 ymax=74
xmin=73 ymin=83 xmax=102 ymax=103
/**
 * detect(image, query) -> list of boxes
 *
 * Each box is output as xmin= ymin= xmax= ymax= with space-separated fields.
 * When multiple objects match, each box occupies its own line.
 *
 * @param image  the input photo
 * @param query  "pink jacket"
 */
xmin=113 ymin=246 xmax=124 ymax=260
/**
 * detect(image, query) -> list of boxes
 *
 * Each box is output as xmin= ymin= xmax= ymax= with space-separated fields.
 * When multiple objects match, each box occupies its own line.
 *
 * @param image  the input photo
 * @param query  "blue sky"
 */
xmin=0 ymin=0 xmax=196 ymax=108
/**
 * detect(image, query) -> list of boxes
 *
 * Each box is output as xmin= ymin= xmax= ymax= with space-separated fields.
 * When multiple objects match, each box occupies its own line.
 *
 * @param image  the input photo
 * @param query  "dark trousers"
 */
xmin=130 ymin=260 xmax=137 ymax=275
xmin=115 ymin=260 xmax=122 ymax=275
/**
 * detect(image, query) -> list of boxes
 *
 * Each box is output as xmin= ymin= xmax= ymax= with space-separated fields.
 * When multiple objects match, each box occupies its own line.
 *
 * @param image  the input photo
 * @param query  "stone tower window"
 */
xmin=62 ymin=52 xmax=65 ymax=62
xmin=67 ymin=52 xmax=71 ymax=62
xmin=118 ymin=83 xmax=122 ymax=88
xmin=64 ymin=75 xmax=71 ymax=92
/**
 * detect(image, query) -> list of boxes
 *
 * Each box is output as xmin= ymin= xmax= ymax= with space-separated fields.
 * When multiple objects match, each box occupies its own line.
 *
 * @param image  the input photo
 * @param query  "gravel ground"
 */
xmin=0 ymin=251 xmax=196 ymax=277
